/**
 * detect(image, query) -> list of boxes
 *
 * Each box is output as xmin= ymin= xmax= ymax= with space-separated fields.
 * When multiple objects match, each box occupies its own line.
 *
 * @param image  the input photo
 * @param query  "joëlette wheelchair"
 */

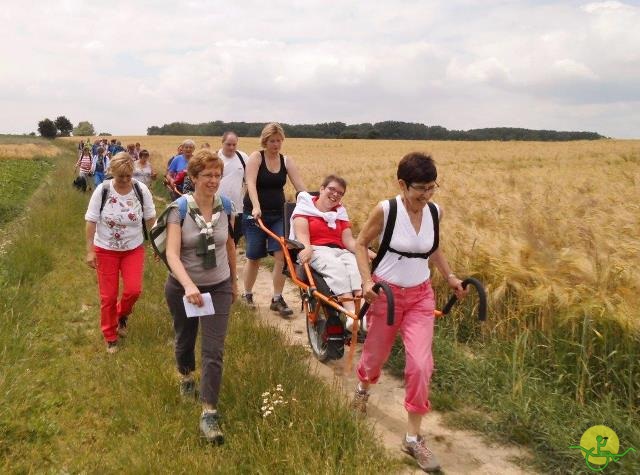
xmin=253 ymin=197 xmax=488 ymax=364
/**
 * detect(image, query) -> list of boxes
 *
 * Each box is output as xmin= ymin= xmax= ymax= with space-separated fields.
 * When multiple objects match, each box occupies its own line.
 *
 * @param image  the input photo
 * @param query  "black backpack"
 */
xmin=370 ymin=198 xmax=439 ymax=272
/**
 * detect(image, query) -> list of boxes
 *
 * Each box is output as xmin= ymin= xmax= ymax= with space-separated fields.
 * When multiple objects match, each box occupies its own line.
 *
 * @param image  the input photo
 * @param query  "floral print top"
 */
xmin=85 ymin=180 xmax=156 ymax=251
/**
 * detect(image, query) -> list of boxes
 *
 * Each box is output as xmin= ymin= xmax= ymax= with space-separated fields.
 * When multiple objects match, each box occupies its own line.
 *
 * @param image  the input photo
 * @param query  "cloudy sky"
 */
xmin=2 ymin=0 xmax=639 ymax=138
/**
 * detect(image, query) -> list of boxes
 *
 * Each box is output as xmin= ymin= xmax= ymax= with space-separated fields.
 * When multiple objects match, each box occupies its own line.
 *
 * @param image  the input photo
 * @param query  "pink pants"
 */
xmin=95 ymin=245 xmax=145 ymax=343
xmin=356 ymin=278 xmax=436 ymax=414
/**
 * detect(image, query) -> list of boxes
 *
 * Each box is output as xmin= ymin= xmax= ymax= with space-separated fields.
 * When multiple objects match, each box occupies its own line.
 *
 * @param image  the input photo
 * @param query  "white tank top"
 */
xmin=373 ymin=195 xmax=439 ymax=287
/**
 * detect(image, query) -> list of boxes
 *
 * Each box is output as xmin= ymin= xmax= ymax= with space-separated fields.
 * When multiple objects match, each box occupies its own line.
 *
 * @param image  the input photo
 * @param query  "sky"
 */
xmin=2 ymin=0 xmax=639 ymax=138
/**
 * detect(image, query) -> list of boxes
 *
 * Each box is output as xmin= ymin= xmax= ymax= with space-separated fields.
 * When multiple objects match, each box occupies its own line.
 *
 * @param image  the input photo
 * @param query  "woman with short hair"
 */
xmin=351 ymin=152 xmax=467 ymax=473
xmin=163 ymin=149 xmax=237 ymax=444
xmin=132 ymin=149 xmax=157 ymax=187
xmin=291 ymin=175 xmax=373 ymax=327
xmin=242 ymin=123 xmax=305 ymax=315
xmin=84 ymin=152 xmax=156 ymax=353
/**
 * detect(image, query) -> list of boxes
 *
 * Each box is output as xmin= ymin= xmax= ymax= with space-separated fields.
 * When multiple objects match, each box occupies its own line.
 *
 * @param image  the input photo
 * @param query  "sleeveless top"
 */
xmin=373 ymin=196 xmax=440 ymax=287
xmin=243 ymin=151 xmax=287 ymax=214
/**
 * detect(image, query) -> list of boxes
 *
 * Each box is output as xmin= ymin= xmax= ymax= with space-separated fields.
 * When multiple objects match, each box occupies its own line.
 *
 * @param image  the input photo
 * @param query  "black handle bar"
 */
xmin=358 ymin=282 xmax=395 ymax=326
xmin=442 ymin=277 xmax=487 ymax=321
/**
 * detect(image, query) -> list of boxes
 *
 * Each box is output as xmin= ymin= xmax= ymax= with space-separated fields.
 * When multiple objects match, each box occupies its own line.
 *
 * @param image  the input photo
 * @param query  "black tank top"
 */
xmin=243 ymin=151 xmax=287 ymax=214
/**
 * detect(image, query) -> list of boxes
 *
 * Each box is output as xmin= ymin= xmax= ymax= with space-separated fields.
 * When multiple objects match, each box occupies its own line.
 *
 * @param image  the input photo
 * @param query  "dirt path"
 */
xmin=240 ymin=253 xmax=534 ymax=474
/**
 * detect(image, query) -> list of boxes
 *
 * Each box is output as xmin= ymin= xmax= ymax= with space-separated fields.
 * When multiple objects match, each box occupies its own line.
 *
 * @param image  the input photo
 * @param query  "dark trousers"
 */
xmin=165 ymin=276 xmax=232 ymax=406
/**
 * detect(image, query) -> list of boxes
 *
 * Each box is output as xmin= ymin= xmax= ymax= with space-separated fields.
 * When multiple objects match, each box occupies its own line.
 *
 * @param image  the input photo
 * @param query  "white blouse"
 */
xmin=373 ymin=195 xmax=440 ymax=287
xmin=85 ymin=180 xmax=156 ymax=251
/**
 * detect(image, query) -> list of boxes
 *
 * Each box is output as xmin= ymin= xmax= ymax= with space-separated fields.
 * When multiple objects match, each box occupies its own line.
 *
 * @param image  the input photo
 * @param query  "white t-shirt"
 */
xmin=373 ymin=196 xmax=440 ymax=287
xmin=133 ymin=161 xmax=153 ymax=187
xmin=218 ymin=149 xmax=248 ymax=213
xmin=85 ymin=180 xmax=156 ymax=251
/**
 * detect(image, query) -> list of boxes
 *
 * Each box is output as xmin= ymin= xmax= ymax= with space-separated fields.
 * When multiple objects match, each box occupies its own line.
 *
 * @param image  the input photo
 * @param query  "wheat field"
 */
xmin=67 ymin=136 xmax=640 ymax=336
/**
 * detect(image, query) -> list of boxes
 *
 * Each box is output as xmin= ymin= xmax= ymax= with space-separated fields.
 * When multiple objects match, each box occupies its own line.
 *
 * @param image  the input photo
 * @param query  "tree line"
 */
xmin=147 ymin=120 xmax=605 ymax=141
xmin=36 ymin=116 xmax=104 ymax=138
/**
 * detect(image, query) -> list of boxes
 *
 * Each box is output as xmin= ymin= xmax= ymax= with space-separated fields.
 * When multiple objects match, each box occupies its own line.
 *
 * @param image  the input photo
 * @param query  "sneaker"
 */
xmin=401 ymin=435 xmax=441 ymax=473
xmin=117 ymin=316 xmax=128 ymax=338
xmin=180 ymin=379 xmax=196 ymax=399
xmin=350 ymin=386 xmax=369 ymax=416
xmin=241 ymin=293 xmax=257 ymax=308
xmin=270 ymin=296 xmax=293 ymax=317
xmin=199 ymin=411 xmax=224 ymax=445
xmin=106 ymin=341 xmax=118 ymax=354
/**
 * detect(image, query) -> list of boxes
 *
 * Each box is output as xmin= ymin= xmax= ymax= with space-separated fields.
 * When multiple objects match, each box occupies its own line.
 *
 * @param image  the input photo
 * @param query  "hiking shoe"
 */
xmin=117 ymin=316 xmax=128 ymax=338
xmin=180 ymin=379 xmax=196 ymax=400
xmin=350 ymin=387 xmax=369 ymax=416
xmin=241 ymin=293 xmax=257 ymax=308
xmin=106 ymin=341 xmax=118 ymax=354
xmin=200 ymin=411 xmax=224 ymax=445
xmin=401 ymin=435 xmax=441 ymax=473
xmin=270 ymin=296 xmax=293 ymax=317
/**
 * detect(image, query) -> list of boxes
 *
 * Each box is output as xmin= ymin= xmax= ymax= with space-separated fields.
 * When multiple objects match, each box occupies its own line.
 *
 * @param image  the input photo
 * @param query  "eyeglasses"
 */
xmin=199 ymin=172 xmax=222 ymax=180
xmin=409 ymin=182 xmax=439 ymax=193
xmin=325 ymin=186 xmax=345 ymax=197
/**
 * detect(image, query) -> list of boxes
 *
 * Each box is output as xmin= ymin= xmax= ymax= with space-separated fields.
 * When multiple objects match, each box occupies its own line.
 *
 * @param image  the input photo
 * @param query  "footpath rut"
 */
xmin=239 ymin=253 xmax=534 ymax=474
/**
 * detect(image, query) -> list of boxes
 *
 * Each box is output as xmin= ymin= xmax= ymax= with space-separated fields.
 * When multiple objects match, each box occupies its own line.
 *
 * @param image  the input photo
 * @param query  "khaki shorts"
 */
xmin=307 ymin=246 xmax=362 ymax=296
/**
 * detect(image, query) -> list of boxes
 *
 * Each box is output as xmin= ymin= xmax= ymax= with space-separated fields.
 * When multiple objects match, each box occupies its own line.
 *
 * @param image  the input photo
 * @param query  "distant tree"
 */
xmin=54 ymin=116 xmax=73 ymax=136
xmin=38 ymin=118 xmax=57 ymax=139
xmin=29 ymin=132 xmax=36 ymax=136
xmin=73 ymin=121 xmax=95 ymax=136
xmin=98 ymin=132 xmax=112 ymax=136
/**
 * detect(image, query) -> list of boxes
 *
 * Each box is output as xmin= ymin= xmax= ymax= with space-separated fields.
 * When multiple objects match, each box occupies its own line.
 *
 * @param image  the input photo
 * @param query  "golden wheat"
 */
xmin=64 ymin=136 xmax=640 ymax=332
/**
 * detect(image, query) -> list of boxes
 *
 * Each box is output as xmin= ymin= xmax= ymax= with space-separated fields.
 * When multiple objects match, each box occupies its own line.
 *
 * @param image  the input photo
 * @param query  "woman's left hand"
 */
xmin=447 ymin=275 xmax=469 ymax=300
xmin=367 ymin=249 xmax=377 ymax=261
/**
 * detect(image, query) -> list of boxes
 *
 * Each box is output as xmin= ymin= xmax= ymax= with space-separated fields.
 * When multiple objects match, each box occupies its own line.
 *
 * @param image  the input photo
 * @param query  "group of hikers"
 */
xmin=81 ymin=122 xmax=467 ymax=473
xmin=74 ymin=138 xmax=157 ymax=192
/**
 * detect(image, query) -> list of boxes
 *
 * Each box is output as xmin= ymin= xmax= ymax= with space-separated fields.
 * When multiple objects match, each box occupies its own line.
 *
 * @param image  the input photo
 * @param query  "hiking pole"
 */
xmin=441 ymin=277 xmax=487 ymax=321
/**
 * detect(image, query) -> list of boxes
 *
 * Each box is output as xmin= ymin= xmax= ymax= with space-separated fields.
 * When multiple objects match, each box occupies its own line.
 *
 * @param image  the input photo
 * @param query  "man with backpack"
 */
xmin=218 ymin=131 xmax=249 ymax=245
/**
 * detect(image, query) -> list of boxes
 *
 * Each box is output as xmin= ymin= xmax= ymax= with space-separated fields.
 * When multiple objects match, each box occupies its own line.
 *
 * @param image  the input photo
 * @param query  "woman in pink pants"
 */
xmin=353 ymin=152 xmax=467 ymax=473
xmin=85 ymin=152 xmax=156 ymax=353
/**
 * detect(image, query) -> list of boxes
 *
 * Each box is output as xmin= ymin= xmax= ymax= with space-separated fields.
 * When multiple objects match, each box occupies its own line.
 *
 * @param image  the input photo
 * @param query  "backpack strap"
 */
xmin=235 ymin=151 xmax=246 ymax=170
xmin=99 ymin=180 xmax=111 ymax=213
xmin=425 ymin=202 xmax=439 ymax=258
xmin=177 ymin=195 xmax=188 ymax=224
xmin=371 ymin=198 xmax=397 ymax=273
xmin=132 ymin=180 xmax=148 ymax=241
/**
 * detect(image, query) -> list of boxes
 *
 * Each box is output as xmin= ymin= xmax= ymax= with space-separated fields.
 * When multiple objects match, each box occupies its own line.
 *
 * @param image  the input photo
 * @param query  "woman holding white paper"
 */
xmin=163 ymin=149 xmax=237 ymax=445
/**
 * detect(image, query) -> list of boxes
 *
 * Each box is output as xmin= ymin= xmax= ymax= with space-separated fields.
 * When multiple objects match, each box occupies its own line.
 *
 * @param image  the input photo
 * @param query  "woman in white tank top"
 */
xmin=350 ymin=152 xmax=468 ymax=472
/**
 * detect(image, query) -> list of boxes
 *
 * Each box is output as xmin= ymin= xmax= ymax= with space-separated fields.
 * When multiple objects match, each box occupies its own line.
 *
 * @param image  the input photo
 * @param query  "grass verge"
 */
xmin=0 ymin=143 xmax=399 ymax=473
xmin=386 ymin=285 xmax=640 ymax=474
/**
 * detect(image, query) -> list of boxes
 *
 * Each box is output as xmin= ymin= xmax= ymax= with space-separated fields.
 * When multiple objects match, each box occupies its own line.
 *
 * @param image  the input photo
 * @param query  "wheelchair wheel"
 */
xmin=306 ymin=303 xmax=344 ymax=362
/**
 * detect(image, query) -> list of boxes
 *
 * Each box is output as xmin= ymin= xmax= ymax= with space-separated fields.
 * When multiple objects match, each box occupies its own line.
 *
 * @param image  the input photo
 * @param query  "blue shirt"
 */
xmin=168 ymin=154 xmax=188 ymax=173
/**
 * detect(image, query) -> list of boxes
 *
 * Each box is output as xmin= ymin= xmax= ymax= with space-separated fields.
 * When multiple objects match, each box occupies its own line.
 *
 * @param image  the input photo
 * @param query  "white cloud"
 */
xmin=1 ymin=0 xmax=639 ymax=137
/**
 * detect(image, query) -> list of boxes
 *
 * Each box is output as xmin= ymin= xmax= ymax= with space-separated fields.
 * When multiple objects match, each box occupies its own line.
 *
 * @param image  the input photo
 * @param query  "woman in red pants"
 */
xmin=85 ymin=152 xmax=156 ymax=353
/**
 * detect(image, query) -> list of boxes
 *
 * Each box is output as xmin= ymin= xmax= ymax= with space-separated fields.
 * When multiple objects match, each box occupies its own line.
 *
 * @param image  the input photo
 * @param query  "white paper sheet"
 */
xmin=183 ymin=293 xmax=215 ymax=318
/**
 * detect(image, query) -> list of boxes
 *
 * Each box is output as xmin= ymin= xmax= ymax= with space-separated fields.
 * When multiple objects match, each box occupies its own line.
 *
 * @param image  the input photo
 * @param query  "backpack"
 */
xmin=100 ymin=179 xmax=148 ymax=240
xmin=150 ymin=194 xmax=234 ymax=270
xmin=370 ymin=198 xmax=439 ymax=273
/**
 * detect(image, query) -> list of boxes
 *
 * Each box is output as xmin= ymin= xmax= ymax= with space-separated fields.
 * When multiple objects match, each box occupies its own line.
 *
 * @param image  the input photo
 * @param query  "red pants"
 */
xmin=356 ymin=278 xmax=436 ymax=414
xmin=95 ymin=245 xmax=145 ymax=342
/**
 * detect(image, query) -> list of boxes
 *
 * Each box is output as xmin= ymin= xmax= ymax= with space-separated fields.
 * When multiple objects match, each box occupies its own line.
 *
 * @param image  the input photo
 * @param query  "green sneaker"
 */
xmin=200 ymin=411 xmax=224 ymax=445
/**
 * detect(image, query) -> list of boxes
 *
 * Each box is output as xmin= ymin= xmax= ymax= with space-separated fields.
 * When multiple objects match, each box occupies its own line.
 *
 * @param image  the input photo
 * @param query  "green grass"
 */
xmin=386 ymin=287 xmax=640 ymax=474
xmin=0 ymin=143 xmax=399 ymax=473
xmin=0 ymin=159 xmax=53 ymax=226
